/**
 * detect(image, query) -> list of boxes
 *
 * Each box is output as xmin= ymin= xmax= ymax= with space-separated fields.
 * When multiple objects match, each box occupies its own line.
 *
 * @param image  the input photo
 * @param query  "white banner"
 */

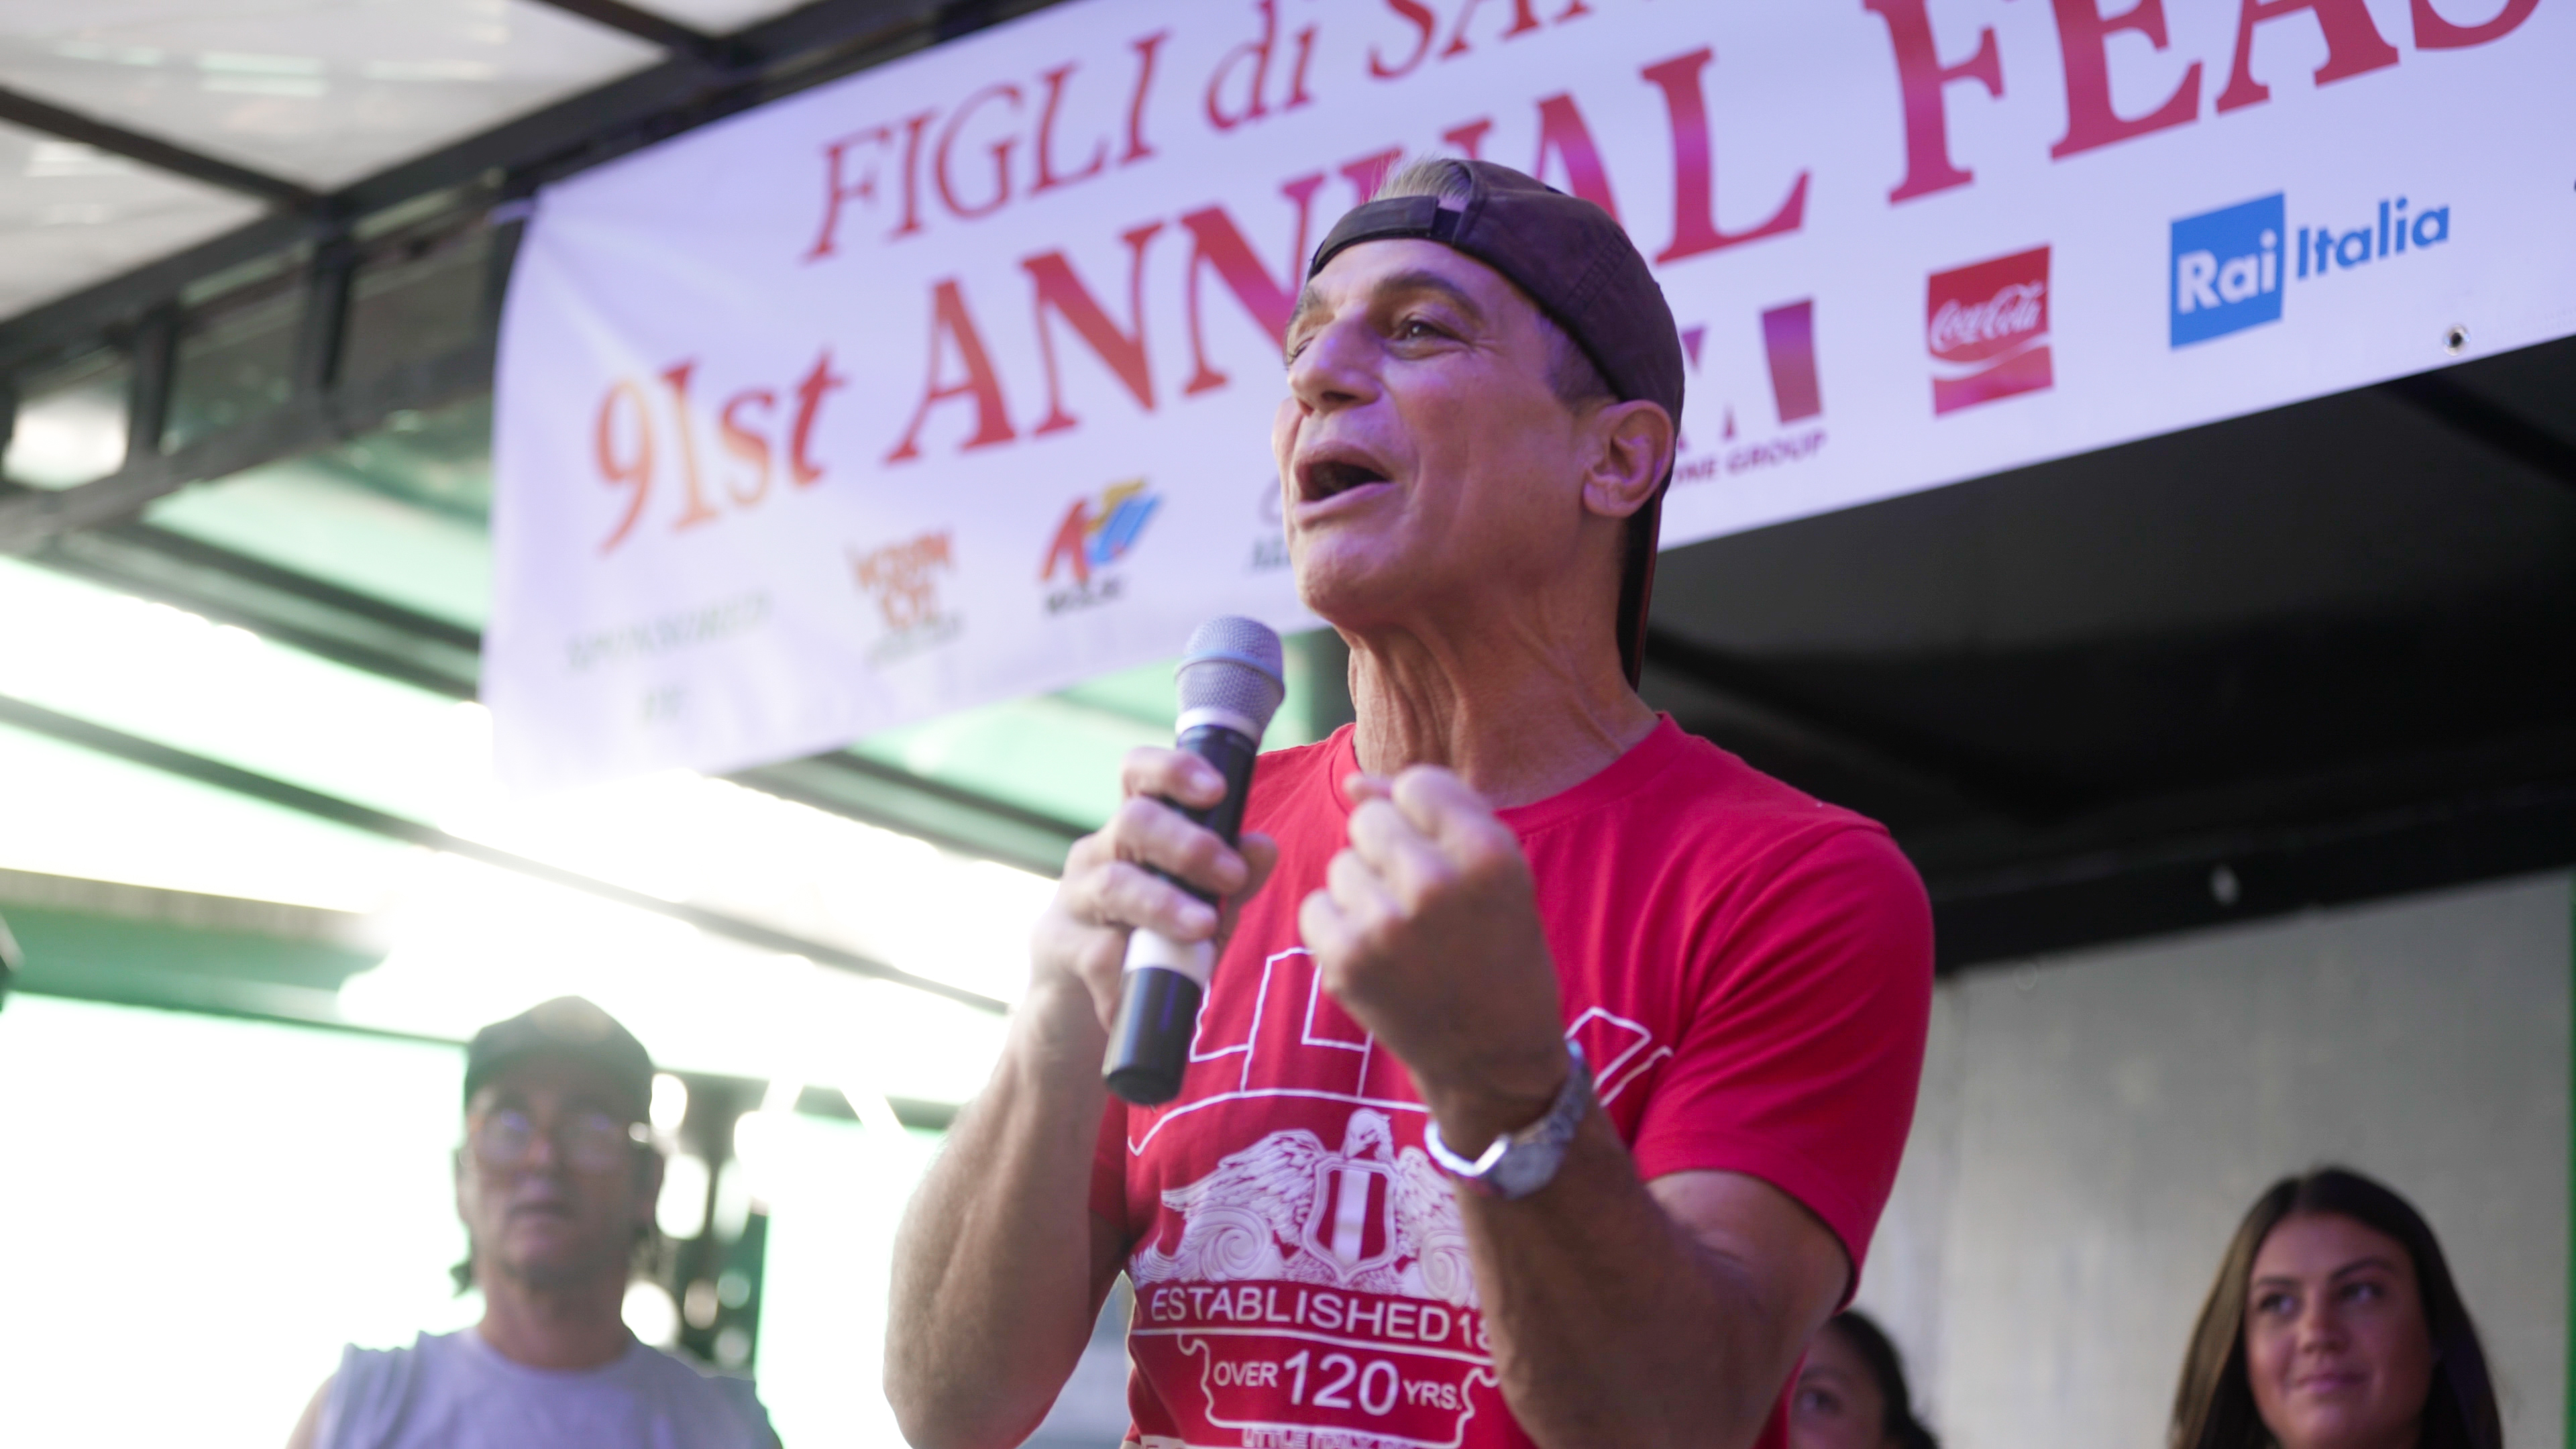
xmin=490 ymin=0 xmax=2576 ymax=791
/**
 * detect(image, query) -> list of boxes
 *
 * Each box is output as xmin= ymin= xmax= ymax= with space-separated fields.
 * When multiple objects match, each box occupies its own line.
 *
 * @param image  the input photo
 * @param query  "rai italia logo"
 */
xmin=2171 ymin=194 xmax=2285 ymax=346
xmin=1041 ymin=478 xmax=1160 ymax=613
xmin=2168 ymin=187 xmax=2455 ymax=349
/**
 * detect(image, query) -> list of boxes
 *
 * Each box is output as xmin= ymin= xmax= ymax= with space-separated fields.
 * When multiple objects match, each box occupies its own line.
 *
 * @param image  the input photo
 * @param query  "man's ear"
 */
xmin=1580 ymin=399 xmax=1674 ymax=521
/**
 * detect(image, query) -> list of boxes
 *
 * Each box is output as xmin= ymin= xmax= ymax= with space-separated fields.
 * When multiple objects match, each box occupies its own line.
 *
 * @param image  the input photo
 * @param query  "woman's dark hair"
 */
xmin=2170 ymin=1167 xmax=2502 ymax=1449
xmin=1822 ymin=1309 xmax=1939 ymax=1449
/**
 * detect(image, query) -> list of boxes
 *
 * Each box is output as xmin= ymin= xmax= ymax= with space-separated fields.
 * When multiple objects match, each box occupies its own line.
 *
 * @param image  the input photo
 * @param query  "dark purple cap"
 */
xmin=1307 ymin=160 xmax=1682 ymax=687
xmin=464 ymin=996 xmax=654 ymax=1119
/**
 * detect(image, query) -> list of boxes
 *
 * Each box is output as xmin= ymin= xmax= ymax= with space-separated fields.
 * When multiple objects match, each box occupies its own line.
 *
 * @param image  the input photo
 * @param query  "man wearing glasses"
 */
xmin=286 ymin=997 xmax=777 ymax=1448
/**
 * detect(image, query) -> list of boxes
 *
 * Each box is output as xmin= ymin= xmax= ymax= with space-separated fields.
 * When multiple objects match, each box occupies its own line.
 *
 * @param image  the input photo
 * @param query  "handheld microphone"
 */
xmin=1104 ymin=616 xmax=1285 ymax=1105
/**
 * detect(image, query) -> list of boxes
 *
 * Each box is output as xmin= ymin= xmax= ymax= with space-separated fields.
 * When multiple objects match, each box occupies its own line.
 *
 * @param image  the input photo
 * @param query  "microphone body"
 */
xmin=1105 ymin=619 xmax=1285 ymax=1105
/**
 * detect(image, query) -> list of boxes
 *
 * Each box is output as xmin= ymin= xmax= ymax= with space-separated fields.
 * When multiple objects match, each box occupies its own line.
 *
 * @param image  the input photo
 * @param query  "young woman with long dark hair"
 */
xmin=1790 ymin=1309 xmax=1940 ymax=1449
xmin=2171 ymin=1167 xmax=2501 ymax=1449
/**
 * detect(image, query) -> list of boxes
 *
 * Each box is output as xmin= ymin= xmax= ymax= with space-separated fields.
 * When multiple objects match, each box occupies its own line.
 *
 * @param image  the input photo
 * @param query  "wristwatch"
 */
xmin=1423 ymin=1042 xmax=1593 ymax=1200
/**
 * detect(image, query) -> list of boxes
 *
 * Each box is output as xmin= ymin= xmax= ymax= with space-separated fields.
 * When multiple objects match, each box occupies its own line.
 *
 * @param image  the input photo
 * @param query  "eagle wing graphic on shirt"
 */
xmin=1131 ymin=1107 xmax=1478 ymax=1308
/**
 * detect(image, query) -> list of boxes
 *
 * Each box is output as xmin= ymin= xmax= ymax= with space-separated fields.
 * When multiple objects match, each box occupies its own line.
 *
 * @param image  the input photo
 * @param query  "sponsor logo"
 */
xmin=561 ymin=590 xmax=769 ymax=675
xmin=2172 ymin=193 xmax=2284 ymax=346
xmin=1927 ymin=247 xmax=2053 ymax=415
xmin=1253 ymin=478 xmax=1289 ymax=572
xmin=2171 ymin=191 xmax=2453 ymax=347
xmin=2296 ymin=193 xmax=2451 ymax=279
xmin=1669 ymin=304 xmax=1830 ymax=486
xmin=848 ymin=529 xmax=961 ymax=665
xmin=1760 ymin=299 xmax=1823 ymax=426
xmin=1041 ymin=478 xmax=1159 ymax=613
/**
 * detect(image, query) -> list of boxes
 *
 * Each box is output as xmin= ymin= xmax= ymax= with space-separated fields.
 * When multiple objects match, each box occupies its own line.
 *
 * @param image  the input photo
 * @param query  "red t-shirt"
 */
xmin=1091 ymin=716 xmax=1932 ymax=1449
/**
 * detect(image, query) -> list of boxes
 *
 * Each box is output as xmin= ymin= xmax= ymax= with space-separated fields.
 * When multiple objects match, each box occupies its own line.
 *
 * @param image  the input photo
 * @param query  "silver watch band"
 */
xmin=1422 ymin=1041 xmax=1593 ymax=1199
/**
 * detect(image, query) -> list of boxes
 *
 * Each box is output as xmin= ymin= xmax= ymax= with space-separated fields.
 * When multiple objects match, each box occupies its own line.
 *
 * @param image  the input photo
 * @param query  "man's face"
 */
xmin=1272 ymin=237 xmax=1615 ymax=633
xmin=454 ymin=1058 xmax=659 ymax=1294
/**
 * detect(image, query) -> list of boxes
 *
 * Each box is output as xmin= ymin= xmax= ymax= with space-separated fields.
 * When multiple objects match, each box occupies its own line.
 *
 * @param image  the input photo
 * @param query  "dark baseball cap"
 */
xmin=1307 ymin=160 xmax=1684 ymax=688
xmin=464 ymin=996 xmax=654 ymax=1119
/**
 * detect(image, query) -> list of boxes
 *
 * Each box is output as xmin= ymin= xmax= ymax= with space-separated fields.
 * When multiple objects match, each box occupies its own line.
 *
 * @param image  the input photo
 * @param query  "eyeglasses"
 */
xmin=470 ymin=1108 xmax=649 ymax=1174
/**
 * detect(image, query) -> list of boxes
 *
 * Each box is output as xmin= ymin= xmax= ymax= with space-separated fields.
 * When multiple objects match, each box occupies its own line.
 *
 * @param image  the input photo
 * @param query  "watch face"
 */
xmin=1489 ymin=1140 xmax=1572 ymax=1200
xmin=1481 ymin=1049 xmax=1594 ymax=1199
xmin=1428 ymin=1044 xmax=1595 ymax=1198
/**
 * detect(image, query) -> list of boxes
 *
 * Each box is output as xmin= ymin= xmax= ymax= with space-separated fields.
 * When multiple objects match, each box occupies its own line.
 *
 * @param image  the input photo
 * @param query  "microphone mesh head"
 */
xmin=1177 ymin=616 xmax=1286 ymax=735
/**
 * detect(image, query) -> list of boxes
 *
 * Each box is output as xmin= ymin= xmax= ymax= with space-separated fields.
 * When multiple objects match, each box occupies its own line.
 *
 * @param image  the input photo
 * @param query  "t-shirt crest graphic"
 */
xmin=1134 ymin=1107 xmax=1476 ymax=1309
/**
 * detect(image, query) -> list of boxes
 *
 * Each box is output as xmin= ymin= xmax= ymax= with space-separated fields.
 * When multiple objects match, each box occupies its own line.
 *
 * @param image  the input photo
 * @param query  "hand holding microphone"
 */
xmin=1102 ymin=617 xmax=1285 ymax=1104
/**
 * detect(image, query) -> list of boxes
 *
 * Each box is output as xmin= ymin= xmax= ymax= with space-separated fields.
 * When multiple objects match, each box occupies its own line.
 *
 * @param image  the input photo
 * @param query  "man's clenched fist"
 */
xmin=1297 ymin=766 xmax=1571 ymax=1156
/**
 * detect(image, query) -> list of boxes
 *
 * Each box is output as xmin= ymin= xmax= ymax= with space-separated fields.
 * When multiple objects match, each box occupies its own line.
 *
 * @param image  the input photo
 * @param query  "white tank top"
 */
xmin=319 ymin=1330 xmax=775 ymax=1449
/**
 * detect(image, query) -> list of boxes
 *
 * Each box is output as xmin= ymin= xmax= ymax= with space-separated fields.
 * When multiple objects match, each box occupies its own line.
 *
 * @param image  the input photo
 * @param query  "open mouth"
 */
xmin=1297 ymin=455 xmax=1391 ymax=503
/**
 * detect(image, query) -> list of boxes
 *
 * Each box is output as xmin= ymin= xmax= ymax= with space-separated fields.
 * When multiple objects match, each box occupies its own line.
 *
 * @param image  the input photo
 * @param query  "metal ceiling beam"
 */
xmin=805 ymin=748 xmax=1094 ymax=837
xmin=0 ymin=85 xmax=322 ymax=211
xmin=0 ymin=865 xmax=382 ymax=947
xmin=0 ymin=493 xmax=1091 ymax=871
xmin=0 ymin=210 xmax=319 ymax=376
xmin=0 ymin=864 xmax=961 ymax=1124
xmin=0 ymin=7 xmax=1106 ymax=881
xmin=0 ymin=0 xmax=1057 ymax=458
xmin=0 ymin=690 xmax=1009 ymax=1015
xmin=524 ymin=0 xmax=739 ymax=68
xmin=2380 ymin=369 xmax=2576 ymax=494
xmin=97 ymin=521 xmax=482 ymax=653
xmin=734 ymin=751 xmax=1085 ymax=875
xmin=28 ymin=524 xmax=485 ymax=700
xmin=0 ymin=339 xmax=493 ymax=553
xmin=123 ymin=302 xmax=177 ymax=458
xmin=0 ymin=0 xmax=1040 ymax=372
xmin=334 ymin=0 xmax=967 ymax=220
xmin=333 ymin=0 xmax=1081 ymax=260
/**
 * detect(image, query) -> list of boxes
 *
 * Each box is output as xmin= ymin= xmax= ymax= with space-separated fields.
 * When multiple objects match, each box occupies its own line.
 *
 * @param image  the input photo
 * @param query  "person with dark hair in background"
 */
xmin=286 ymin=997 xmax=776 ymax=1449
xmin=2171 ymin=1166 xmax=2502 ymax=1449
xmin=0 ymin=906 xmax=19 ymax=1012
xmin=1790 ymin=1309 xmax=1939 ymax=1449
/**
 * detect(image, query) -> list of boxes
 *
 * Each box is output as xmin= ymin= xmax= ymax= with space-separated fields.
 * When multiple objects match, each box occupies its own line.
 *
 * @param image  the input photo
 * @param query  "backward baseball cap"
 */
xmin=464 ymin=996 xmax=654 ymax=1119
xmin=1307 ymin=160 xmax=1685 ymax=688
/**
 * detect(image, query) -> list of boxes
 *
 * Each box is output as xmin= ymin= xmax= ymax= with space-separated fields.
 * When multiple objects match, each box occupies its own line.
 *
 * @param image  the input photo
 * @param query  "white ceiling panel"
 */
xmin=0 ymin=1 xmax=662 ymax=191
xmin=625 ymin=0 xmax=816 ymax=34
xmin=0 ymin=121 xmax=262 ymax=321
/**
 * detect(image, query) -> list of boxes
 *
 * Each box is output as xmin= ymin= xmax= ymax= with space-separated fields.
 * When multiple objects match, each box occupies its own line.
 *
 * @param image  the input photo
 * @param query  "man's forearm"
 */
xmin=1456 ymin=1113 xmax=1813 ymax=1449
xmin=886 ymin=984 xmax=1115 ymax=1449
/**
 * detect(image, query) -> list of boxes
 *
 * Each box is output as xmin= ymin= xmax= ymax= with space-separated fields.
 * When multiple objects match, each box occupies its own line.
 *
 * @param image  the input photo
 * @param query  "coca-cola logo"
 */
xmin=1926 ymin=246 xmax=2056 ymax=416
xmin=1925 ymin=246 xmax=2053 ymax=366
xmin=1928 ymin=282 xmax=2046 ymax=357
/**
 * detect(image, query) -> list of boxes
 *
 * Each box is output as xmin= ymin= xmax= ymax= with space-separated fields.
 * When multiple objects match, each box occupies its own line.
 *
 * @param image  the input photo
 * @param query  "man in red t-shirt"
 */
xmin=889 ymin=160 xmax=1931 ymax=1449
